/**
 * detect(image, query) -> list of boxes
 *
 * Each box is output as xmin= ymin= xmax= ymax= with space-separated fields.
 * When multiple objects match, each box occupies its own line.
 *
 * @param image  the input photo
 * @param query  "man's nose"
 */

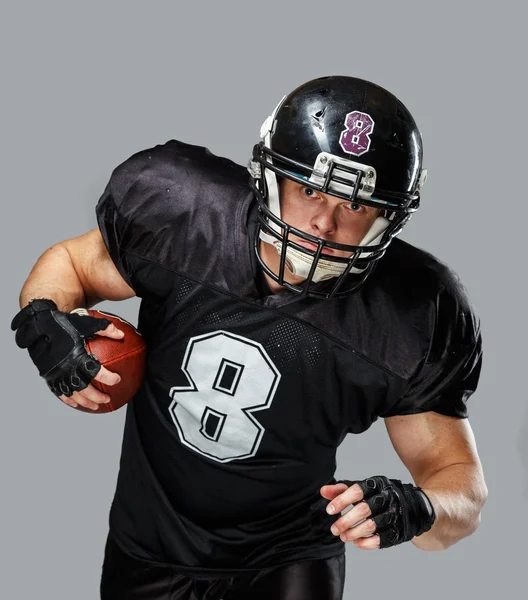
xmin=311 ymin=205 xmax=337 ymax=235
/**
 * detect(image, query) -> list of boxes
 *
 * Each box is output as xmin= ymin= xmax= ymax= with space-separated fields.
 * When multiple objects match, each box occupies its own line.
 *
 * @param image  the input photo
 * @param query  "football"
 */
xmin=72 ymin=308 xmax=147 ymax=413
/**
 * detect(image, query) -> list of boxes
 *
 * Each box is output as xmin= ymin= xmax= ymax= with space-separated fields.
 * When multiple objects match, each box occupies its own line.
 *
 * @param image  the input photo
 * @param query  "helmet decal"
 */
xmin=339 ymin=111 xmax=375 ymax=156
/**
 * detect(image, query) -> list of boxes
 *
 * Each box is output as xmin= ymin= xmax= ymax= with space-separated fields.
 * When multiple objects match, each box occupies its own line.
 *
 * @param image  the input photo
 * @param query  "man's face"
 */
xmin=259 ymin=178 xmax=381 ymax=290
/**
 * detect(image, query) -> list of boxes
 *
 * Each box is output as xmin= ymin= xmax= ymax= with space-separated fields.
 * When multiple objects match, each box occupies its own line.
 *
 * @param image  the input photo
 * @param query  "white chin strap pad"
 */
xmin=348 ymin=215 xmax=390 ymax=274
xmin=264 ymin=169 xmax=281 ymax=226
xmin=359 ymin=216 xmax=390 ymax=246
xmin=258 ymin=165 xmax=281 ymax=245
xmin=273 ymin=243 xmax=348 ymax=283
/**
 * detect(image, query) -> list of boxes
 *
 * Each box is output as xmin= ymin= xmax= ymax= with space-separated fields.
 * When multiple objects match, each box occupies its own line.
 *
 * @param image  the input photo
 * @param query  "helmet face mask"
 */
xmin=248 ymin=76 xmax=425 ymax=299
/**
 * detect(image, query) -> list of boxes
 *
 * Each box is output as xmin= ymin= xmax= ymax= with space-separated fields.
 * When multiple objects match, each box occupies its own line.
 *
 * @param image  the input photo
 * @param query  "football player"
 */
xmin=11 ymin=76 xmax=487 ymax=600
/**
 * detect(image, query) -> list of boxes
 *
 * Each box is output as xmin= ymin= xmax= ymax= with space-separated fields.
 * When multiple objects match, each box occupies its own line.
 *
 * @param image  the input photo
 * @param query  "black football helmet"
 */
xmin=248 ymin=75 xmax=427 ymax=299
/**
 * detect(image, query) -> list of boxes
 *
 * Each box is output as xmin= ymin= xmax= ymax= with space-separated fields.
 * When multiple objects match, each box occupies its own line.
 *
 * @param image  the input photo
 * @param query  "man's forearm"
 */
xmin=413 ymin=462 xmax=487 ymax=551
xmin=19 ymin=244 xmax=86 ymax=311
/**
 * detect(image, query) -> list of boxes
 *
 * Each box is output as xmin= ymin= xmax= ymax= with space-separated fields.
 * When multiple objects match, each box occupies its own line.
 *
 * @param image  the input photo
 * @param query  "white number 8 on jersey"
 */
xmin=169 ymin=331 xmax=281 ymax=463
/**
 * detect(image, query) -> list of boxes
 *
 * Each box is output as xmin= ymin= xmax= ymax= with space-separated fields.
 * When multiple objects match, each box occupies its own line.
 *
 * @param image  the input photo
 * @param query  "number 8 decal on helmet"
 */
xmin=339 ymin=111 xmax=375 ymax=156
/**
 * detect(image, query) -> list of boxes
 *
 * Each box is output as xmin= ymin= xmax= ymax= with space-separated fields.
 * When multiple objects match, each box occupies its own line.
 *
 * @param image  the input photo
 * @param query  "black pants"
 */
xmin=100 ymin=532 xmax=346 ymax=600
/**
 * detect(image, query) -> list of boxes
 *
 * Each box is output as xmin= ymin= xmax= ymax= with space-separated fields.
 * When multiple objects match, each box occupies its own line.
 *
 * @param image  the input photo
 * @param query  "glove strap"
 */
xmin=413 ymin=487 xmax=436 ymax=536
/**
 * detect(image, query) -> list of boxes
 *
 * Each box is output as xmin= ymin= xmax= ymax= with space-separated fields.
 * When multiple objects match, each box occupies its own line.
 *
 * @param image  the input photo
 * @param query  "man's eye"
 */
xmin=347 ymin=203 xmax=363 ymax=213
xmin=302 ymin=187 xmax=316 ymax=197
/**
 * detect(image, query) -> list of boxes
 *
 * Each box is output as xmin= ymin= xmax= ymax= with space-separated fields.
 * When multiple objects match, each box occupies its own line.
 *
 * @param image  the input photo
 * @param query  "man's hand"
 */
xmin=320 ymin=476 xmax=435 ymax=550
xmin=11 ymin=298 xmax=124 ymax=411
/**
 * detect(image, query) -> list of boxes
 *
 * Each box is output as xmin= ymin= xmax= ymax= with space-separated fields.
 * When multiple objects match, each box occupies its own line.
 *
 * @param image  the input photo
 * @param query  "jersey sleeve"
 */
xmin=96 ymin=183 xmax=134 ymax=291
xmin=381 ymin=269 xmax=483 ymax=419
xmin=95 ymin=142 xmax=185 ymax=297
xmin=95 ymin=139 xmax=251 ymax=300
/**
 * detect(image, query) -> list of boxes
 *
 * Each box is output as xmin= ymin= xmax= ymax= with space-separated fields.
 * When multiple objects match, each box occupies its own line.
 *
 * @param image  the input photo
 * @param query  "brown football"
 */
xmin=72 ymin=309 xmax=147 ymax=413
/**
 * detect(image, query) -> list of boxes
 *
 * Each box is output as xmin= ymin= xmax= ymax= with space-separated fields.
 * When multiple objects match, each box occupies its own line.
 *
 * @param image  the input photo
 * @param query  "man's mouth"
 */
xmin=294 ymin=240 xmax=336 ymax=256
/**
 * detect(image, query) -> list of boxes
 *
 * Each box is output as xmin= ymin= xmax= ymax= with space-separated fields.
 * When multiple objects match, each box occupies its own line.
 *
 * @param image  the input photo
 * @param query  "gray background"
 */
xmin=2 ymin=1 xmax=526 ymax=598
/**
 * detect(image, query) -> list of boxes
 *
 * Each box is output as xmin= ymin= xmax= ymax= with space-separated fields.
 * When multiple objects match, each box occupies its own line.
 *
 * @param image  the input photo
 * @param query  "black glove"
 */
xmin=336 ymin=475 xmax=436 ymax=549
xmin=11 ymin=298 xmax=112 ymax=398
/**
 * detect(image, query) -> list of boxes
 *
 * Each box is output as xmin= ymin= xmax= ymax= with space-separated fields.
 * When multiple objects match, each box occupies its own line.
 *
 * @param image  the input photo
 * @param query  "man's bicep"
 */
xmin=384 ymin=412 xmax=482 ymax=485
xmin=61 ymin=228 xmax=135 ymax=306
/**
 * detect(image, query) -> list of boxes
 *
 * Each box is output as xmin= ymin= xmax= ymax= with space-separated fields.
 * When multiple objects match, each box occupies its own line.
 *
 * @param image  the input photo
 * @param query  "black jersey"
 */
xmin=95 ymin=140 xmax=482 ymax=577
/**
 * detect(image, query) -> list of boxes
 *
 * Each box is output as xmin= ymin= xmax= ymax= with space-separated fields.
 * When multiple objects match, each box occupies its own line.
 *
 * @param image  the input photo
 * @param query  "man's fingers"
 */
xmin=59 ymin=392 xmax=100 ymax=410
xmin=95 ymin=323 xmax=125 ymax=339
xmin=55 ymin=365 xmax=120 ymax=410
xmin=353 ymin=534 xmax=380 ymax=550
xmin=59 ymin=394 xmax=79 ymax=409
xmin=338 ymin=517 xmax=377 ymax=542
xmin=320 ymin=483 xmax=349 ymax=500
xmin=78 ymin=383 xmax=110 ymax=405
xmin=93 ymin=365 xmax=121 ymax=386
xmin=58 ymin=383 xmax=110 ymax=411
xmin=330 ymin=500 xmax=372 ymax=535
xmin=324 ymin=483 xmax=364 ymax=514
